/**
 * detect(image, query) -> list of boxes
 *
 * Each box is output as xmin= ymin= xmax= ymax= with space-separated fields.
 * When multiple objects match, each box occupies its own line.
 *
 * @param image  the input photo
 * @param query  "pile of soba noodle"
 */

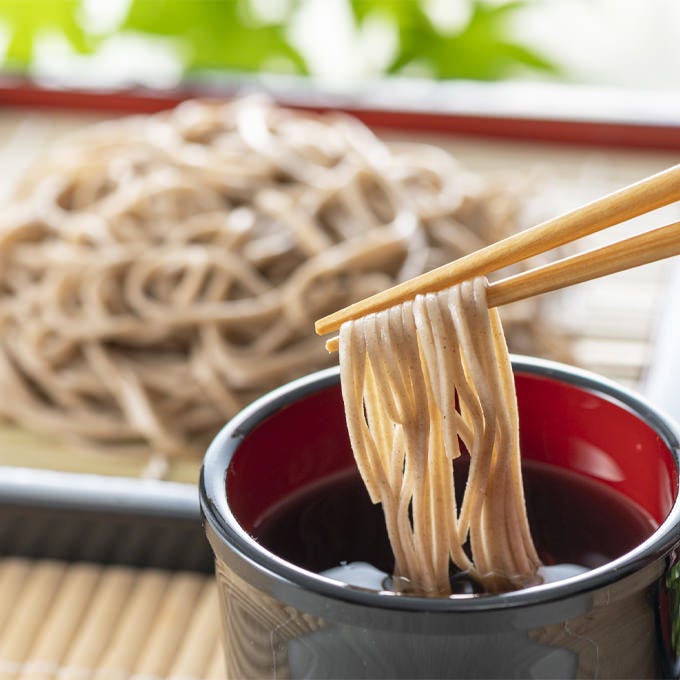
xmin=340 ymin=277 xmax=541 ymax=594
xmin=0 ymin=98 xmax=563 ymax=463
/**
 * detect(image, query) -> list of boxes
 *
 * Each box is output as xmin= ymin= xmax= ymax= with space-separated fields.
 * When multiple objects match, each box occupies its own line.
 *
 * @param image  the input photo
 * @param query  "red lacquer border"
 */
xmin=1 ymin=80 xmax=679 ymax=152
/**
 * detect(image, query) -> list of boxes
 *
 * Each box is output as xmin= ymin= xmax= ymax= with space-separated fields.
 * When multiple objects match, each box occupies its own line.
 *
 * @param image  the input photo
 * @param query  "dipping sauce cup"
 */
xmin=200 ymin=356 xmax=680 ymax=679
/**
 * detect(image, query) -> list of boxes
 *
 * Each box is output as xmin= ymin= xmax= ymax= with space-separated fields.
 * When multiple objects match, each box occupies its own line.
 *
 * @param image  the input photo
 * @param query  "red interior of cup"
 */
xmin=226 ymin=371 xmax=677 ymax=535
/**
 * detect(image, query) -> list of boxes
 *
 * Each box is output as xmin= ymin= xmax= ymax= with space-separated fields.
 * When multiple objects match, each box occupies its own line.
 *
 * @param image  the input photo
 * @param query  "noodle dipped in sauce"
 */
xmin=338 ymin=276 xmax=541 ymax=594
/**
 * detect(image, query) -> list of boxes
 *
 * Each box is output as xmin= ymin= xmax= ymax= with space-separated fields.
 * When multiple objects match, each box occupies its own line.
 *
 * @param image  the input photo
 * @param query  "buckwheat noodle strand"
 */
xmin=339 ymin=277 xmax=541 ymax=594
xmin=0 ymin=98 xmax=564 ymax=464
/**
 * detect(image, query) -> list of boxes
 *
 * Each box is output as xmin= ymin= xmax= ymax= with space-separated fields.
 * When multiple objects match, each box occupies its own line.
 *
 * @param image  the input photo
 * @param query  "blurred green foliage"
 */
xmin=0 ymin=0 xmax=91 ymax=66
xmin=351 ymin=0 xmax=558 ymax=79
xmin=0 ymin=0 xmax=559 ymax=81
xmin=667 ymin=560 xmax=680 ymax=658
xmin=122 ymin=0 xmax=307 ymax=74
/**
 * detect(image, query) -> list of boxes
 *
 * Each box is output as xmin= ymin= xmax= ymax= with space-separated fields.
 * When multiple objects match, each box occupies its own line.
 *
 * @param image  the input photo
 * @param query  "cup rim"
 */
xmin=200 ymin=355 xmax=680 ymax=613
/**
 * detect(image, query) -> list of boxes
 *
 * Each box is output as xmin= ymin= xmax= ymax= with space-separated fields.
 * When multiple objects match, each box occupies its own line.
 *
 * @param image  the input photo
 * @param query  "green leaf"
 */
xmin=496 ymin=40 xmax=561 ymax=75
xmin=0 ymin=0 xmax=559 ymax=82
xmin=122 ymin=0 xmax=306 ymax=74
xmin=379 ymin=0 xmax=558 ymax=81
xmin=349 ymin=0 xmax=423 ymax=24
xmin=0 ymin=0 xmax=92 ymax=66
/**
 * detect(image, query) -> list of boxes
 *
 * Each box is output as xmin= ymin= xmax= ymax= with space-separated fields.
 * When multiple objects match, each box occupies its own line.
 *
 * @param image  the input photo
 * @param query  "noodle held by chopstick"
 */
xmin=339 ymin=277 xmax=541 ymax=594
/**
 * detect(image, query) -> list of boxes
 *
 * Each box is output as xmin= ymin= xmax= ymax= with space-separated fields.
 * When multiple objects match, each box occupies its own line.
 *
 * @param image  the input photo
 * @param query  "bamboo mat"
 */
xmin=0 ymin=558 xmax=225 ymax=680
xmin=0 ymin=108 xmax=678 ymax=680
xmin=0 ymin=108 xmax=678 ymax=480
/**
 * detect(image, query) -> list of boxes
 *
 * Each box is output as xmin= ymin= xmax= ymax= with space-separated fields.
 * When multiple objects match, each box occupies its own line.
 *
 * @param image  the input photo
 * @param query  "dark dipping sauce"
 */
xmin=252 ymin=460 xmax=658 ymax=591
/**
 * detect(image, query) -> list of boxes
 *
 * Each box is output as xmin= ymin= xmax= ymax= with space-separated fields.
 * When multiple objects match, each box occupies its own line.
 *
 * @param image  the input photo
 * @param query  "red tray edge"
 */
xmin=2 ymin=78 xmax=680 ymax=152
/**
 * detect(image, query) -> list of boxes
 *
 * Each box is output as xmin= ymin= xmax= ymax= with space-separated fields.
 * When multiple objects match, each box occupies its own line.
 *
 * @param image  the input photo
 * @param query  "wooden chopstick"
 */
xmin=315 ymin=163 xmax=680 ymax=337
xmin=324 ymin=219 xmax=680 ymax=353
xmin=487 ymin=218 xmax=680 ymax=307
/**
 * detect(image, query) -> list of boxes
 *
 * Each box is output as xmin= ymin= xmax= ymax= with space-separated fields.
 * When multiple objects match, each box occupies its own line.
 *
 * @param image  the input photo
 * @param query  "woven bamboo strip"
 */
xmin=56 ymin=567 xmax=137 ymax=680
xmin=203 ymin=643 xmax=227 ymax=680
xmin=166 ymin=581 xmax=220 ymax=679
xmin=0 ymin=559 xmax=32 ymax=637
xmin=130 ymin=572 xmax=205 ymax=677
xmin=21 ymin=563 xmax=101 ymax=680
xmin=92 ymin=570 xmax=170 ymax=680
xmin=0 ymin=561 xmax=67 ymax=680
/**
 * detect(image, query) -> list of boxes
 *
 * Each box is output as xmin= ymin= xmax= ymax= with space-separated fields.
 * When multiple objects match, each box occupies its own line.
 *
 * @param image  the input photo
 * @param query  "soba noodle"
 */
xmin=0 ymin=98 xmax=563 ymax=464
xmin=339 ymin=277 xmax=541 ymax=594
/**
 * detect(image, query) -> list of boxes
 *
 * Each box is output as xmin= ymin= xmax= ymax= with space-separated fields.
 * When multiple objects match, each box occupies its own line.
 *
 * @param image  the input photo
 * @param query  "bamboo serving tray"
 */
xmin=0 ymin=468 xmax=223 ymax=679
xmin=0 ymin=88 xmax=678 ymax=678
xmin=1 ymin=105 xmax=679 ymax=480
